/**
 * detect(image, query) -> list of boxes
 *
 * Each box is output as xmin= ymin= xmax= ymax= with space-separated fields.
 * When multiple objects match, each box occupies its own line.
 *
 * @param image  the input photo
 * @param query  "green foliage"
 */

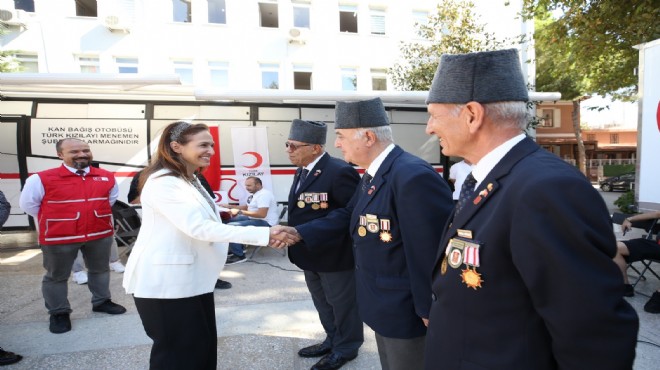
xmin=390 ymin=0 xmax=519 ymax=91
xmin=614 ymin=191 xmax=637 ymax=214
xmin=523 ymin=0 xmax=660 ymax=102
xmin=0 ymin=24 xmax=21 ymax=73
xmin=603 ymin=164 xmax=635 ymax=177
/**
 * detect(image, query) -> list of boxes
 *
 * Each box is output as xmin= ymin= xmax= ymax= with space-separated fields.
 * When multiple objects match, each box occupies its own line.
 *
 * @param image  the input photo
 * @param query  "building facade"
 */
xmin=1 ymin=0 xmax=534 ymax=91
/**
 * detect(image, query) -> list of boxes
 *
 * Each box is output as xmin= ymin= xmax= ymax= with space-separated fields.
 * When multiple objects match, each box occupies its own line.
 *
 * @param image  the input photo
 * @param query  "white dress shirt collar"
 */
xmin=471 ymin=133 xmax=525 ymax=188
xmin=367 ymin=143 xmax=396 ymax=177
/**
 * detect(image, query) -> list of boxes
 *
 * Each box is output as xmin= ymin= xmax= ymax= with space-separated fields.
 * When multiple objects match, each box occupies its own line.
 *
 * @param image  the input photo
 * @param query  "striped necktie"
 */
xmin=455 ymin=172 xmax=476 ymax=216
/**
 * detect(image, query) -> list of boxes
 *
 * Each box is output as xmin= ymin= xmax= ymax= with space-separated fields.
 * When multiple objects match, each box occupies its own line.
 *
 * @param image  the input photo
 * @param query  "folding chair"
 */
xmin=248 ymin=204 xmax=288 ymax=260
xmin=112 ymin=200 xmax=141 ymax=256
xmin=612 ymin=212 xmax=660 ymax=288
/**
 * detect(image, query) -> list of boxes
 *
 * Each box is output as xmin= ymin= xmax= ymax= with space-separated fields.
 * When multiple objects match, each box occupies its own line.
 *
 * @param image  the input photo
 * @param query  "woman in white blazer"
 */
xmin=123 ymin=122 xmax=290 ymax=370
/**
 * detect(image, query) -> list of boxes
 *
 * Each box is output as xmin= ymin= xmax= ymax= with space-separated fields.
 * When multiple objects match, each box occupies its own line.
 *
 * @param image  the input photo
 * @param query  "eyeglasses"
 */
xmin=285 ymin=142 xmax=312 ymax=151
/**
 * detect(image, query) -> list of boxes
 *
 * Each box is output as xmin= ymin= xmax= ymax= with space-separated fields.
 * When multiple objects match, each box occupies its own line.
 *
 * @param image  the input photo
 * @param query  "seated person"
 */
xmin=613 ymin=210 xmax=660 ymax=313
xmin=220 ymin=176 xmax=279 ymax=265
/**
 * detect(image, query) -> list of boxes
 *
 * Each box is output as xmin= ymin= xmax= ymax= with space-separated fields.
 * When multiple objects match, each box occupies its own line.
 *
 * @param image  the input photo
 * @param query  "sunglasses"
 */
xmin=285 ymin=142 xmax=312 ymax=151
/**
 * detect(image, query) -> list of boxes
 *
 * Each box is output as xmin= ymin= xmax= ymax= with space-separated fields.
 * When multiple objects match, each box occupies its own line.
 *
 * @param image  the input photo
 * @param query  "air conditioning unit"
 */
xmin=104 ymin=15 xmax=131 ymax=33
xmin=0 ymin=8 xmax=27 ymax=26
xmin=288 ymin=28 xmax=308 ymax=45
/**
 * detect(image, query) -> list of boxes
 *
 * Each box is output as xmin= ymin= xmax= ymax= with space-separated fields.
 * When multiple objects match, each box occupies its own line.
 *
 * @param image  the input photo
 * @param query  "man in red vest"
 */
xmin=19 ymin=138 xmax=126 ymax=334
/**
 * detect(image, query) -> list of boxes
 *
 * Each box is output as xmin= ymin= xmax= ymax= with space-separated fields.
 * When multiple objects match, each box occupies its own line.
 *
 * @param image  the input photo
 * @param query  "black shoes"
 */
xmin=215 ymin=279 xmax=233 ymax=289
xmin=49 ymin=313 xmax=72 ymax=334
xmin=623 ymin=284 xmax=635 ymax=297
xmin=644 ymin=291 xmax=660 ymax=313
xmin=92 ymin=300 xmax=127 ymax=315
xmin=311 ymin=352 xmax=356 ymax=370
xmin=298 ymin=343 xmax=332 ymax=358
xmin=226 ymin=254 xmax=247 ymax=265
xmin=0 ymin=347 xmax=22 ymax=366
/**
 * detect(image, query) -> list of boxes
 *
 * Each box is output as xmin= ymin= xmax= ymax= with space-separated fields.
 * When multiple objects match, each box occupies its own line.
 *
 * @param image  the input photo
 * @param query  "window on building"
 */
xmin=14 ymin=53 xmax=38 ymax=72
xmin=370 ymin=9 xmax=385 ymax=35
xmin=341 ymin=68 xmax=357 ymax=91
xmin=208 ymin=0 xmax=226 ymax=24
xmin=371 ymin=68 xmax=387 ymax=91
xmin=610 ymin=133 xmax=619 ymax=144
xmin=77 ymin=56 xmax=100 ymax=73
xmin=540 ymin=109 xmax=554 ymax=127
xmin=75 ymin=0 xmax=97 ymax=17
xmin=293 ymin=68 xmax=312 ymax=90
xmin=259 ymin=2 xmax=278 ymax=28
xmin=412 ymin=11 xmax=429 ymax=29
xmin=116 ymin=57 xmax=138 ymax=73
xmin=173 ymin=60 xmax=194 ymax=85
xmin=208 ymin=61 xmax=229 ymax=87
xmin=173 ymin=0 xmax=191 ymax=23
xmin=14 ymin=0 xmax=34 ymax=12
xmin=339 ymin=6 xmax=358 ymax=33
xmin=261 ymin=63 xmax=279 ymax=89
xmin=586 ymin=134 xmax=596 ymax=142
xmin=293 ymin=4 xmax=310 ymax=28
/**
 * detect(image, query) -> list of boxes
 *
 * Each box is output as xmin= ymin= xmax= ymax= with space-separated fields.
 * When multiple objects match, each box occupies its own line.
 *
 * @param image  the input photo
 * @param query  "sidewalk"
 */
xmin=1 ymin=229 xmax=659 ymax=369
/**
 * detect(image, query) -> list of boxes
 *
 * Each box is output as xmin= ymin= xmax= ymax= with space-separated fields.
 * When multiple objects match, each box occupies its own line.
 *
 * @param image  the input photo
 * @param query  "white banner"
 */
xmin=230 ymin=127 xmax=273 ymax=204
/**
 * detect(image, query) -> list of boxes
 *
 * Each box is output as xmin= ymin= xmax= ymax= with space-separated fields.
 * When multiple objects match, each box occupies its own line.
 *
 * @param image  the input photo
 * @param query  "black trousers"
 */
xmin=134 ymin=293 xmax=217 ymax=370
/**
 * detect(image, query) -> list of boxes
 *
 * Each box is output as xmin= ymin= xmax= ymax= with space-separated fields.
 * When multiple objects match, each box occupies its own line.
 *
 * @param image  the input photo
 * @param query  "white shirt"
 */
xmin=247 ymin=188 xmax=279 ymax=226
xmin=19 ymin=164 xmax=119 ymax=218
xmin=471 ymin=133 xmax=526 ymax=189
xmin=366 ymin=143 xmax=396 ymax=178
xmin=449 ymin=160 xmax=473 ymax=200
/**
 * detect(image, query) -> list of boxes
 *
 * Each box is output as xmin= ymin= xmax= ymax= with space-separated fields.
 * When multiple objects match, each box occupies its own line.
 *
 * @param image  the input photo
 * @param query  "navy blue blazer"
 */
xmin=287 ymin=153 xmax=360 ymax=272
xmin=424 ymin=138 xmax=639 ymax=369
xmin=298 ymin=146 xmax=454 ymax=338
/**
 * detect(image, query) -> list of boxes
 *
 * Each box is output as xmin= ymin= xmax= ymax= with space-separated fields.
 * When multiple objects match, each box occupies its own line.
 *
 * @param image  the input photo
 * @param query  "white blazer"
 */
xmin=123 ymin=169 xmax=270 ymax=299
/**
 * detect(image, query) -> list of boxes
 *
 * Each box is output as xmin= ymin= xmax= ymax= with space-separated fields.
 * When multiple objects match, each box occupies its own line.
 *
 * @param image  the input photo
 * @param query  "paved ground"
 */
xmin=0 ymin=188 xmax=658 ymax=369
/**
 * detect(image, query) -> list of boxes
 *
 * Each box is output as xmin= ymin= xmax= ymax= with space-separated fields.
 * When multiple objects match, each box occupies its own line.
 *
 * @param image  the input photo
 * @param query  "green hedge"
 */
xmin=603 ymin=164 xmax=635 ymax=177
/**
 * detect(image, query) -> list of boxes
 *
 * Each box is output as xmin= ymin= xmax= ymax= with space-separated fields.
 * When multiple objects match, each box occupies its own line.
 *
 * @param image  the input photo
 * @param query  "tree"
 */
xmin=523 ymin=0 xmax=660 ymax=101
xmin=526 ymin=0 xmax=659 ymax=175
xmin=533 ymin=7 xmax=589 ymax=174
xmin=0 ymin=24 xmax=21 ymax=73
xmin=390 ymin=0 xmax=518 ymax=91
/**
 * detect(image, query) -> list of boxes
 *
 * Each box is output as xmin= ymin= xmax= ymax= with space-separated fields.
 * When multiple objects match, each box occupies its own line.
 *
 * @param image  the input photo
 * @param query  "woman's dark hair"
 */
xmin=138 ymin=121 xmax=209 ymax=193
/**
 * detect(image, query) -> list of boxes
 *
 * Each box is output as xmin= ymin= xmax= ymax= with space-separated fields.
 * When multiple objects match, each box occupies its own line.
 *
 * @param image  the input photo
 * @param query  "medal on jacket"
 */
xmin=358 ymin=215 xmax=367 ymax=237
xmin=297 ymin=194 xmax=305 ymax=209
xmin=461 ymin=243 xmax=483 ymax=289
xmin=311 ymin=193 xmax=320 ymax=210
xmin=379 ymin=219 xmax=392 ymax=242
xmin=441 ymin=256 xmax=448 ymax=275
xmin=366 ymin=214 xmax=379 ymax=233
xmin=319 ymin=193 xmax=328 ymax=209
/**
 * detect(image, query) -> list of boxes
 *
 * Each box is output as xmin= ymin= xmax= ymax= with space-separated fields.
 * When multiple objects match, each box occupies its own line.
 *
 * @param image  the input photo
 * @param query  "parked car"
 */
xmin=599 ymin=172 xmax=635 ymax=192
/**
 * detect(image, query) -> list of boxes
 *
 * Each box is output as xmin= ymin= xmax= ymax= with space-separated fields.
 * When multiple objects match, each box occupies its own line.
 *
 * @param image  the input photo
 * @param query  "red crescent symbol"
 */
xmin=243 ymin=151 xmax=263 ymax=169
xmin=656 ymin=100 xmax=660 ymax=134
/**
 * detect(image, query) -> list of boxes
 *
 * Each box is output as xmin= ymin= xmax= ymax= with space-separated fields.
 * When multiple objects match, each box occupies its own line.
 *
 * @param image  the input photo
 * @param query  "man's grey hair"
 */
xmin=450 ymin=101 xmax=528 ymax=130
xmin=353 ymin=126 xmax=394 ymax=143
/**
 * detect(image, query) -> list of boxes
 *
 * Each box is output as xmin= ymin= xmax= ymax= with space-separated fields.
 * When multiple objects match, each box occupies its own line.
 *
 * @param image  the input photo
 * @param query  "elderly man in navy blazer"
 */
xmin=276 ymin=98 xmax=454 ymax=370
xmin=423 ymin=49 xmax=639 ymax=369
xmin=285 ymin=119 xmax=363 ymax=370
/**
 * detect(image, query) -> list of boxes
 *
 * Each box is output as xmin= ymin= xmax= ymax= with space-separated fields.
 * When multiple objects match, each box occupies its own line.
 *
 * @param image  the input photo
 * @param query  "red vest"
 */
xmin=37 ymin=165 xmax=116 ymax=245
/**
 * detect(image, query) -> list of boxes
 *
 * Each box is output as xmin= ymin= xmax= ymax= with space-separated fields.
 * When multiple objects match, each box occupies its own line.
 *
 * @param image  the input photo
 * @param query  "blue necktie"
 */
xmin=455 ymin=173 xmax=476 ymax=216
xmin=296 ymin=168 xmax=309 ymax=192
xmin=361 ymin=173 xmax=373 ymax=193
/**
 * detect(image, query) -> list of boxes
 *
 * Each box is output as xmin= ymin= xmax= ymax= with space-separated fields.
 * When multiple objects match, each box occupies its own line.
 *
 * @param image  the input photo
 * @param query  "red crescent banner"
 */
xmin=202 ymin=126 xmax=221 ymax=191
xmin=656 ymin=100 xmax=659 ymax=133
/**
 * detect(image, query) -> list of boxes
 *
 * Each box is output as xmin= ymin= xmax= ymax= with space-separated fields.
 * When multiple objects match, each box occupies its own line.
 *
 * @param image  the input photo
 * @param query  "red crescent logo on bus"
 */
xmin=243 ymin=151 xmax=263 ymax=169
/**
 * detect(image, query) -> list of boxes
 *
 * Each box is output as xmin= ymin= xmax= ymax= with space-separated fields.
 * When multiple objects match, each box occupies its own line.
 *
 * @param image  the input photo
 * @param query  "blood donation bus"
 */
xmin=0 ymin=74 xmax=559 ymax=228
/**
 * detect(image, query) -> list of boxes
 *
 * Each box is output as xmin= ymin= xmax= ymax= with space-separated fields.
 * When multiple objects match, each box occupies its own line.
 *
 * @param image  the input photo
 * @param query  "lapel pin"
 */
xmin=368 ymin=185 xmax=376 ymax=195
xmin=314 ymin=169 xmax=322 ymax=176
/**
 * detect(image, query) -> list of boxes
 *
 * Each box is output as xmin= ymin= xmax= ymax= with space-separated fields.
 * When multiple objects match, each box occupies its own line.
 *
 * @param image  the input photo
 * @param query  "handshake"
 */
xmin=268 ymin=226 xmax=302 ymax=249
